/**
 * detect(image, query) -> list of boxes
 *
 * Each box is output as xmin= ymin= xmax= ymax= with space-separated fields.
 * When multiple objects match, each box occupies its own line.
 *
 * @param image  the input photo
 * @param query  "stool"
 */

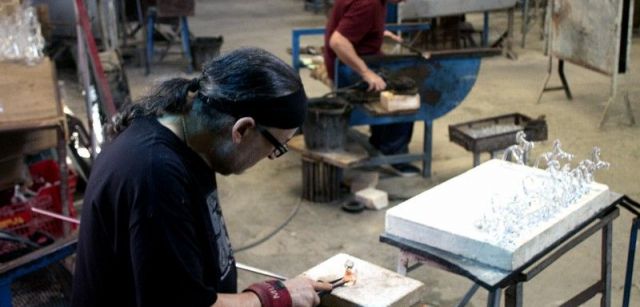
xmin=301 ymin=158 xmax=342 ymax=203
xmin=145 ymin=7 xmax=194 ymax=75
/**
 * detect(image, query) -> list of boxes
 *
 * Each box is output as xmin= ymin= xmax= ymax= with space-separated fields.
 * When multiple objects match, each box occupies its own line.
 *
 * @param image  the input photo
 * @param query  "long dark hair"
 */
xmin=108 ymin=47 xmax=303 ymax=138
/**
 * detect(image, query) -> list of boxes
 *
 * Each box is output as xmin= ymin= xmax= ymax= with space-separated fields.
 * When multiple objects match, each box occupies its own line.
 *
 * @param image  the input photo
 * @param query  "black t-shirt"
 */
xmin=72 ymin=117 xmax=237 ymax=307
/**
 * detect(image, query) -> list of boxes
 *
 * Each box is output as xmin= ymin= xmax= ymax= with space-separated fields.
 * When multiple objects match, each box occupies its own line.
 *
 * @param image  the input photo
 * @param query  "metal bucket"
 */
xmin=303 ymin=96 xmax=351 ymax=151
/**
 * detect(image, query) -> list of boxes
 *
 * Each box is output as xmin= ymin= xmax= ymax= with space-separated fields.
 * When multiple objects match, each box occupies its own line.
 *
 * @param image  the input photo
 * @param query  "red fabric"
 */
xmin=324 ymin=0 xmax=387 ymax=80
xmin=243 ymin=280 xmax=292 ymax=307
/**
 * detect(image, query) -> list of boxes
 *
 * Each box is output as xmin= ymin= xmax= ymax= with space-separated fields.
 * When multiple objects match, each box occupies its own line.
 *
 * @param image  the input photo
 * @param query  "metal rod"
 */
xmin=422 ymin=121 xmax=433 ymax=178
xmin=525 ymin=209 xmax=618 ymax=279
xmin=456 ymin=283 xmax=480 ymax=307
xmin=622 ymin=217 xmax=639 ymax=307
xmin=505 ymin=282 xmax=523 ymax=307
xmin=74 ymin=0 xmax=118 ymax=118
xmin=559 ymin=281 xmax=602 ymax=307
xmin=31 ymin=207 xmax=81 ymax=225
xmin=601 ymin=221 xmax=613 ymax=307
xmin=558 ymin=60 xmax=573 ymax=100
xmin=236 ymin=262 xmax=288 ymax=281
xmin=482 ymin=12 xmax=489 ymax=47
xmin=394 ymin=40 xmax=430 ymax=59
xmin=487 ymin=289 xmax=501 ymax=307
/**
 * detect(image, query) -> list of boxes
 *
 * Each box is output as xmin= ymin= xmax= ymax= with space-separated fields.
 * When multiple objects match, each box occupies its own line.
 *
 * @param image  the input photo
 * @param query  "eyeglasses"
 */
xmin=256 ymin=125 xmax=289 ymax=158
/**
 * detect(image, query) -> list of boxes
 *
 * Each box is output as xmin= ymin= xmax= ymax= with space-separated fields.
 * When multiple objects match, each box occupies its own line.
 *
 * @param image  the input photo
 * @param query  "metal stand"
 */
xmin=506 ymin=7 xmax=518 ymax=60
xmin=619 ymin=196 xmax=640 ymax=307
xmin=537 ymin=59 xmax=573 ymax=103
xmin=0 ymin=120 xmax=73 ymax=305
xmin=477 ymin=7 xmax=518 ymax=59
xmin=0 ymin=236 xmax=77 ymax=307
xmin=383 ymin=194 xmax=625 ymax=307
xmin=482 ymin=12 xmax=490 ymax=47
xmin=598 ymin=84 xmax=636 ymax=128
xmin=473 ymin=151 xmax=500 ymax=167
xmin=521 ymin=0 xmax=545 ymax=48
xmin=599 ymin=0 xmax=636 ymax=128
xmin=144 ymin=8 xmax=194 ymax=75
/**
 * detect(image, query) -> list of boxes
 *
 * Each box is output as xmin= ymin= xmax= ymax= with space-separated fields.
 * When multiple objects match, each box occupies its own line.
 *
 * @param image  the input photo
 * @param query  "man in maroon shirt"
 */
xmin=324 ymin=0 xmax=420 ymax=176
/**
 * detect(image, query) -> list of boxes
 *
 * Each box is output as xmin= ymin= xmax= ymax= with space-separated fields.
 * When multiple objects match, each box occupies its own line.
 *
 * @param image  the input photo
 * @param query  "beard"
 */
xmin=208 ymin=141 xmax=236 ymax=175
xmin=208 ymin=140 xmax=264 ymax=175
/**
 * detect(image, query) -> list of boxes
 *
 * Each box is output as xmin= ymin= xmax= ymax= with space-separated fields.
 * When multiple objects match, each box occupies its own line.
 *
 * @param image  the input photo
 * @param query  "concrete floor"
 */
xmin=93 ymin=0 xmax=640 ymax=306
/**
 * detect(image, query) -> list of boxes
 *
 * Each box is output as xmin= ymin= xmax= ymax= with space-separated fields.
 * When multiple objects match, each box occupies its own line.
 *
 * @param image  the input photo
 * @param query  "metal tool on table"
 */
xmin=316 ymin=277 xmax=347 ymax=297
xmin=236 ymin=262 xmax=288 ymax=281
xmin=237 ymin=260 xmax=356 ymax=298
xmin=388 ymin=38 xmax=431 ymax=60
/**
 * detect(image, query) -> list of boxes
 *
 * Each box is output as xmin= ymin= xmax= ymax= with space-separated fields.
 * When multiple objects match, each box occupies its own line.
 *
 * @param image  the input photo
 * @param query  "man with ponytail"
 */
xmin=72 ymin=48 xmax=331 ymax=307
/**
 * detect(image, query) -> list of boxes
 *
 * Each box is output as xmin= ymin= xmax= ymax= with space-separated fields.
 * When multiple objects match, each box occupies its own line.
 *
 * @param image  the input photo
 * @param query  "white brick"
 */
xmin=380 ymin=91 xmax=420 ymax=112
xmin=355 ymin=188 xmax=388 ymax=210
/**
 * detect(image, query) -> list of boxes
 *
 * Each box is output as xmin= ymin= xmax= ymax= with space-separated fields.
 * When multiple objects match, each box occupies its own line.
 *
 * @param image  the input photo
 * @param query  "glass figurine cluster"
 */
xmin=475 ymin=131 xmax=610 ymax=249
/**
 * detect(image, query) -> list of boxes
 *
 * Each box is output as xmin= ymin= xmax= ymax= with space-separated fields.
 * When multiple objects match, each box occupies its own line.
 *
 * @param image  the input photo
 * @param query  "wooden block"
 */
xmin=380 ymin=91 xmax=420 ymax=112
xmin=288 ymin=135 xmax=369 ymax=169
xmin=0 ymin=58 xmax=60 ymax=124
xmin=355 ymin=188 xmax=388 ymax=210
xmin=303 ymin=253 xmax=424 ymax=307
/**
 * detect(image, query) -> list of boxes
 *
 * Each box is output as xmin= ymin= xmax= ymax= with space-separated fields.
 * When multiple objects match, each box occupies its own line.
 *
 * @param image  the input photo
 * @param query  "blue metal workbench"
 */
xmin=292 ymin=25 xmax=499 ymax=177
xmin=0 ymin=235 xmax=77 ymax=307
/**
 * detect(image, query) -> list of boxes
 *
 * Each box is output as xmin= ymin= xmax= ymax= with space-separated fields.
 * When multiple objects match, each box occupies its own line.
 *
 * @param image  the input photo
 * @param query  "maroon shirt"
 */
xmin=324 ymin=0 xmax=387 ymax=80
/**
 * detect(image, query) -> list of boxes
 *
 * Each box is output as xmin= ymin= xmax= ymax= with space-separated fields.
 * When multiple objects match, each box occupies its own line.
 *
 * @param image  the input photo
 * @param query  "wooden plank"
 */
xmin=0 ymin=116 xmax=64 ymax=133
xmin=288 ymin=135 xmax=368 ymax=168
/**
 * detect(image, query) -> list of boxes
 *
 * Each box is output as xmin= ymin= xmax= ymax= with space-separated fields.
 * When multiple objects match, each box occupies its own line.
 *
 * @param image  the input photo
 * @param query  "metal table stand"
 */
xmin=619 ymin=196 xmax=640 ymax=307
xmin=381 ymin=192 xmax=626 ymax=307
xmin=0 ymin=236 xmax=78 ymax=307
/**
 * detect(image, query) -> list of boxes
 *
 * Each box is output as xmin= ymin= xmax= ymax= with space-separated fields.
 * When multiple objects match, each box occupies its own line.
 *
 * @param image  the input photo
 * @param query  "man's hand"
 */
xmin=284 ymin=276 xmax=332 ymax=307
xmin=383 ymin=30 xmax=403 ymax=43
xmin=362 ymin=70 xmax=386 ymax=92
xmin=329 ymin=31 xmax=386 ymax=92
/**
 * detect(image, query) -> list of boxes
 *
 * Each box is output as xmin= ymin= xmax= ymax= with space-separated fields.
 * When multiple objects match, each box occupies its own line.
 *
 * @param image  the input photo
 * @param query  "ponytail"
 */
xmin=107 ymin=47 xmax=305 ymax=140
xmin=107 ymin=77 xmax=201 ymax=139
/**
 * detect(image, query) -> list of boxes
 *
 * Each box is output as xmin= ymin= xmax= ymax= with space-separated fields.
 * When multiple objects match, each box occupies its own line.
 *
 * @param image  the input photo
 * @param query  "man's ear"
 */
xmin=231 ymin=117 xmax=256 ymax=144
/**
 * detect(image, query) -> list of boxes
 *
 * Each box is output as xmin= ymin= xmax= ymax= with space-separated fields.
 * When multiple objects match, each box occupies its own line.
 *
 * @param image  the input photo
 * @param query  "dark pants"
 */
xmin=369 ymin=123 xmax=414 ymax=155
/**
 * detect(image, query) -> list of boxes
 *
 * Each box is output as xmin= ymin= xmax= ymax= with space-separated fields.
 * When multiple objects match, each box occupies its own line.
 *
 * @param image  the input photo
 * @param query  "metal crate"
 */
xmin=449 ymin=113 xmax=547 ymax=160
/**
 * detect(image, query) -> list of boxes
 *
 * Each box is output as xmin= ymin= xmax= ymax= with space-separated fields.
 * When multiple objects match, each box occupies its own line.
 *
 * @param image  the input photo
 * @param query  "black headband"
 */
xmin=197 ymin=89 xmax=308 ymax=129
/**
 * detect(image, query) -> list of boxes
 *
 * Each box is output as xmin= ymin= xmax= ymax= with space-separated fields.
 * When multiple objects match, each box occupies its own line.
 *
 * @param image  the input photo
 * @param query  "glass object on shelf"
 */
xmin=0 ymin=1 xmax=44 ymax=64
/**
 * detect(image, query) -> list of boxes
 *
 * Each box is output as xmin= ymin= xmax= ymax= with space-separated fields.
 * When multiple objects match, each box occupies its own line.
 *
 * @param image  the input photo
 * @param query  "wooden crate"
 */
xmin=0 ymin=58 xmax=61 ymax=124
